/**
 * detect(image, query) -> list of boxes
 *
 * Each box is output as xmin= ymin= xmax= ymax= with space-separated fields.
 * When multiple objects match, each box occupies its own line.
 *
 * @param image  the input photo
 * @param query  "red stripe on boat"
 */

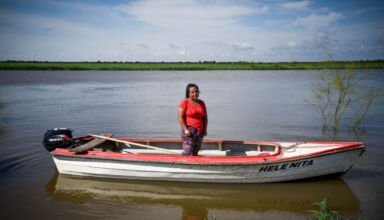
xmin=51 ymin=141 xmax=364 ymax=165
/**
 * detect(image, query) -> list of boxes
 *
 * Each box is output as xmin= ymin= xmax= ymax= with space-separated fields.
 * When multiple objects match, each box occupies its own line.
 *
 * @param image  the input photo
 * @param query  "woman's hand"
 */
xmin=184 ymin=128 xmax=191 ymax=136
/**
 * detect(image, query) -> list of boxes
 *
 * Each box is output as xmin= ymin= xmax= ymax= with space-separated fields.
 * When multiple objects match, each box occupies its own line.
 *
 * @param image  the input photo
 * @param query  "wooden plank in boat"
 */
xmin=70 ymin=133 xmax=113 ymax=153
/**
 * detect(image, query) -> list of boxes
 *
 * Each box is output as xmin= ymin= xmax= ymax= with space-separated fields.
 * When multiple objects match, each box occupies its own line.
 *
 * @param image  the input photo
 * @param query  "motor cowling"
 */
xmin=43 ymin=128 xmax=73 ymax=152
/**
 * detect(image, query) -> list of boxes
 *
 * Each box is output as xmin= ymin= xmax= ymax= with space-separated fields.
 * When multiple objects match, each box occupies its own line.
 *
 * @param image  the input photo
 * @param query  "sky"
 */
xmin=0 ymin=0 xmax=383 ymax=62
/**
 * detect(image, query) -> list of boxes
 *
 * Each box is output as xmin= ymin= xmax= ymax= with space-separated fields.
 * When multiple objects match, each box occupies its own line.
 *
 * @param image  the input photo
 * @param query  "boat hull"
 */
xmin=52 ymin=144 xmax=364 ymax=183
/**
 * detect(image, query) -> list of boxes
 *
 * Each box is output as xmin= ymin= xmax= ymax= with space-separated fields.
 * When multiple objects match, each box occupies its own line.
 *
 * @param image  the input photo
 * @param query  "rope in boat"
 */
xmin=281 ymin=142 xmax=344 ymax=152
xmin=281 ymin=142 xmax=305 ymax=152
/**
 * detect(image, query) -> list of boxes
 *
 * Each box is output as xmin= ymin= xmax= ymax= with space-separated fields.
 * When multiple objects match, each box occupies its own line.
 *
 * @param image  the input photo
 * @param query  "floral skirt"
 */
xmin=181 ymin=126 xmax=203 ymax=156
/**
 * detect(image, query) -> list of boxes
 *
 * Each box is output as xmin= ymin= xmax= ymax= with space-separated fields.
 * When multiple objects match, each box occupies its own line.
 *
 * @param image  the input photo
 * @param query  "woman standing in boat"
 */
xmin=178 ymin=83 xmax=208 ymax=156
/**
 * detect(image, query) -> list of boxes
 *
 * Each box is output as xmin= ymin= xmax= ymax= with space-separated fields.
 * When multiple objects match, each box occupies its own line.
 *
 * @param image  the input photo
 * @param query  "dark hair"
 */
xmin=185 ymin=83 xmax=199 ymax=98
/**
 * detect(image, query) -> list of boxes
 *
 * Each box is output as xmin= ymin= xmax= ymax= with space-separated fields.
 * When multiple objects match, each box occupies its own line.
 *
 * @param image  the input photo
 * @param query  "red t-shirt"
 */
xmin=179 ymin=98 xmax=206 ymax=132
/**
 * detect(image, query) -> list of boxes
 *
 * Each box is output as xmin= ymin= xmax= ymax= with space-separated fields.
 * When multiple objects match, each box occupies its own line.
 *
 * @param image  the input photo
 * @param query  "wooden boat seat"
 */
xmin=226 ymin=150 xmax=247 ymax=156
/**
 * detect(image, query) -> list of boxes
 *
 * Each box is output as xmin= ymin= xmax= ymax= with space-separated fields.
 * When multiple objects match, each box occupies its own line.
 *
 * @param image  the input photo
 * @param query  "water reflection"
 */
xmin=46 ymin=172 xmax=360 ymax=219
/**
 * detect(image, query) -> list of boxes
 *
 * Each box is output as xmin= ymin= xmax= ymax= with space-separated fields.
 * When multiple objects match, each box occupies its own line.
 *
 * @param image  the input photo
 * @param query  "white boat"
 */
xmin=49 ymin=137 xmax=365 ymax=183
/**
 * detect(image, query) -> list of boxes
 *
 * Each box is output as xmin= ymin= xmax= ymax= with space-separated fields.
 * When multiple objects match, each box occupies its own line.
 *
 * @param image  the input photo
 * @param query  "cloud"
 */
xmin=355 ymin=8 xmax=381 ymax=15
xmin=281 ymin=1 xmax=309 ymax=10
xmin=287 ymin=41 xmax=298 ymax=47
xmin=253 ymin=5 xmax=269 ymax=14
xmin=228 ymin=42 xmax=254 ymax=50
xmin=292 ymin=12 xmax=344 ymax=29
xmin=116 ymin=0 xmax=267 ymax=30
xmin=169 ymin=44 xmax=179 ymax=49
xmin=136 ymin=43 xmax=148 ymax=48
xmin=177 ymin=50 xmax=186 ymax=55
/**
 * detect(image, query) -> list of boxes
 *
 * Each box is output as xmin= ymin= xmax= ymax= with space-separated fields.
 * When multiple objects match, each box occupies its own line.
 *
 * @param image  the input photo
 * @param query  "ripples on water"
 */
xmin=0 ymin=70 xmax=383 ymax=219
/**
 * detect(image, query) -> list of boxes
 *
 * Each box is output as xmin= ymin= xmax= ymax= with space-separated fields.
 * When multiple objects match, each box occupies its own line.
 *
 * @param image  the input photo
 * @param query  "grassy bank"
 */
xmin=0 ymin=60 xmax=383 ymax=70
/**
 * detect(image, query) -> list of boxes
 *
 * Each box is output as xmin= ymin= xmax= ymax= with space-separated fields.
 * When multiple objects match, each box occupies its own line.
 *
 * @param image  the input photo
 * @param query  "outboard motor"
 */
xmin=43 ymin=128 xmax=74 ymax=151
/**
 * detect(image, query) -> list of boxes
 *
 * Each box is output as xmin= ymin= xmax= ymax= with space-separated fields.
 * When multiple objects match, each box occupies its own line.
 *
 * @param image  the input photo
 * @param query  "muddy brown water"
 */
xmin=0 ymin=70 xmax=383 ymax=219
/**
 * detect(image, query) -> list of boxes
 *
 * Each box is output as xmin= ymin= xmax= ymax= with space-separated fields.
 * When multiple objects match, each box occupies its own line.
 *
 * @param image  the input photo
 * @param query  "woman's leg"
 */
xmin=181 ymin=127 xmax=193 ymax=156
xmin=181 ymin=126 xmax=202 ymax=156
xmin=192 ymin=131 xmax=203 ymax=156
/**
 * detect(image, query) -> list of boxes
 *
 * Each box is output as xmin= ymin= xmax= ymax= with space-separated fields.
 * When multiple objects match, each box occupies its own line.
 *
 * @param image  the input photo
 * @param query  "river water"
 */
xmin=0 ymin=70 xmax=383 ymax=219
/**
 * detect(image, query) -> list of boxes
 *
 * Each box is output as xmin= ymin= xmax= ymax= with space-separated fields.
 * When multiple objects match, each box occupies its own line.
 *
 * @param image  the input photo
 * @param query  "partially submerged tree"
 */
xmin=305 ymin=48 xmax=380 ymax=134
xmin=349 ymin=89 xmax=380 ymax=130
xmin=305 ymin=72 xmax=332 ymax=132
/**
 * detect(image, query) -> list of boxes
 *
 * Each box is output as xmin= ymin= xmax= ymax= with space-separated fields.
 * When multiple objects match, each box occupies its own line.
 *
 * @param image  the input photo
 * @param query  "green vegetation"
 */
xmin=0 ymin=60 xmax=383 ymax=70
xmin=311 ymin=199 xmax=340 ymax=220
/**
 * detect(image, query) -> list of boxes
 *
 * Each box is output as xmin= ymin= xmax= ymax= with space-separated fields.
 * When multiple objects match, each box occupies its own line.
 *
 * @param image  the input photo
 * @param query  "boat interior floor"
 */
xmin=90 ymin=141 xmax=278 ymax=157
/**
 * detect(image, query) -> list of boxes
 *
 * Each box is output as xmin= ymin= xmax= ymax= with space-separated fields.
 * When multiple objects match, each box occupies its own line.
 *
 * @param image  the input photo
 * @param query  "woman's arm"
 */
xmin=203 ymin=109 xmax=208 ymax=137
xmin=178 ymin=107 xmax=191 ymax=136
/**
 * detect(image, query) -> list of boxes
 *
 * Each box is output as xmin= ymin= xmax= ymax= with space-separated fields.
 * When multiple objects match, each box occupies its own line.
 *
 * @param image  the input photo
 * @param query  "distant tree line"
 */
xmin=2 ymin=60 xmax=384 ymax=64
